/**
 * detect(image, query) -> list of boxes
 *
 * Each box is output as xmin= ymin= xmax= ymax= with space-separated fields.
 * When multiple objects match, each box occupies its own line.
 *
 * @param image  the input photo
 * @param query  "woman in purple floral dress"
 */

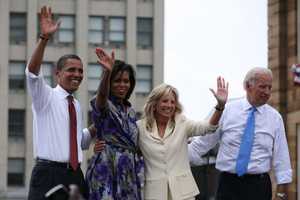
xmin=86 ymin=48 xmax=144 ymax=200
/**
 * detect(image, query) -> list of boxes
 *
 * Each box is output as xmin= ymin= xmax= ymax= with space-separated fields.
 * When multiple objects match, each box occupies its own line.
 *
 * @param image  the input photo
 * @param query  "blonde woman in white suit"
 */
xmin=138 ymin=80 xmax=228 ymax=200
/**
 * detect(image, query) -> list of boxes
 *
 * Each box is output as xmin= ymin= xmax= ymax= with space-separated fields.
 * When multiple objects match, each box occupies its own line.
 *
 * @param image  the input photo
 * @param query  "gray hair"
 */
xmin=243 ymin=67 xmax=272 ymax=89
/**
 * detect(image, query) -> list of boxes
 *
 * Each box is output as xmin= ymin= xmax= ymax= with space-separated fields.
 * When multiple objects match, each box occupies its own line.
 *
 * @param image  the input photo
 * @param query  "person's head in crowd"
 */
xmin=243 ymin=67 xmax=272 ymax=107
xmin=143 ymin=83 xmax=183 ymax=131
xmin=109 ymin=60 xmax=136 ymax=101
xmin=56 ymin=54 xmax=83 ymax=93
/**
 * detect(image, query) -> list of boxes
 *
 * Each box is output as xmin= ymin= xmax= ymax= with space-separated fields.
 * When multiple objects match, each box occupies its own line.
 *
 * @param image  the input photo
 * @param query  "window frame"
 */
xmin=87 ymin=63 xmax=103 ymax=99
xmin=108 ymin=17 xmax=126 ymax=47
xmin=10 ymin=12 xmax=27 ymax=45
xmin=7 ymin=158 xmax=25 ymax=186
xmin=8 ymin=109 xmax=25 ymax=138
xmin=136 ymin=64 xmax=153 ymax=95
xmin=137 ymin=17 xmax=153 ymax=49
xmin=9 ymin=61 xmax=26 ymax=93
xmin=88 ymin=16 xmax=105 ymax=46
xmin=42 ymin=62 xmax=56 ymax=87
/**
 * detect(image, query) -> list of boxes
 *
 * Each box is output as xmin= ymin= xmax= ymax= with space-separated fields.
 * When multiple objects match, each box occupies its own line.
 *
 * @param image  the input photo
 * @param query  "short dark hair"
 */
xmin=110 ymin=60 xmax=136 ymax=100
xmin=56 ymin=54 xmax=82 ymax=71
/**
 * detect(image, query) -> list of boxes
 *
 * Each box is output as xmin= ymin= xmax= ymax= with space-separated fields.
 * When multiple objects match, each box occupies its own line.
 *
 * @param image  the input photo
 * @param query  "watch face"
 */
xmin=277 ymin=193 xmax=287 ymax=199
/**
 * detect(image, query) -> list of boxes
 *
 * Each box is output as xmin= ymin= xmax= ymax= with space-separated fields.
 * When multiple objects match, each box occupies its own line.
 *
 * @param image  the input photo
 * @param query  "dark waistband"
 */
xmin=221 ymin=171 xmax=269 ymax=179
xmin=36 ymin=158 xmax=80 ymax=169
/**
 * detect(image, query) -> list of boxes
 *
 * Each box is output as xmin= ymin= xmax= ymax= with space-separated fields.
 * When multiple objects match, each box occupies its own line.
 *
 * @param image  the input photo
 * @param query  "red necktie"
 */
xmin=67 ymin=95 xmax=78 ymax=171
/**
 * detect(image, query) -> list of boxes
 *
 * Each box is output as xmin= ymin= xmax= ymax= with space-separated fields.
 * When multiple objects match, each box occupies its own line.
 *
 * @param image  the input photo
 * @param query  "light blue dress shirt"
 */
xmin=188 ymin=97 xmax=292 ymax=184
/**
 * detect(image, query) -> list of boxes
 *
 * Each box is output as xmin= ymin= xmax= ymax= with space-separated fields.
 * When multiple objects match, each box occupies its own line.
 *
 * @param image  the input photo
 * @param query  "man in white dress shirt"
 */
xmin=188 ymin=67 xmax=292 ymax=200
xmin=26 ymin=6 xmax=93 ymax=200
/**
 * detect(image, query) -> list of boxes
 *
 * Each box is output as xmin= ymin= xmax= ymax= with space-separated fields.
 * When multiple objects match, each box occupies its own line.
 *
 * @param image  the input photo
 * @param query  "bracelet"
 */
xmin=39 ymin=34 xmax=49 ymax=41
xmin=215 ymin=105 xmax=224 ymax=111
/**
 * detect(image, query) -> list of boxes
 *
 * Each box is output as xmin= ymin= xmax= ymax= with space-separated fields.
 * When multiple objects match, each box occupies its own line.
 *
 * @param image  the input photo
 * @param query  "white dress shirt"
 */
xmin=188 ymin=133 xmax=219 ymax=166
xmin=188 ymin=97 xmax=292 ymax=184
xmin=26 ymin=68 xmax=91 ymax=162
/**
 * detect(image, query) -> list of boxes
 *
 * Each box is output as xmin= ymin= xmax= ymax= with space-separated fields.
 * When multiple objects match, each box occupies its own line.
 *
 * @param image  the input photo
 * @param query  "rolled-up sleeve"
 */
xmin=273 ymin=117 xmax=292 ymax=184
xmin=188 ymin=130 xmax=221 ymax=166
xmin=81 ymin=128 xmax=93 ymax=150
xmin=25 ymin=67 xmax=52 ymax=111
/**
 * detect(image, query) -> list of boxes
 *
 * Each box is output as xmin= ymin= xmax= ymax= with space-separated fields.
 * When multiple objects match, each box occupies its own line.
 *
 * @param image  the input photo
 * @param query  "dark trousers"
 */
xmin=28 ymin=160 xmax=88 ymax=200
xmin=191 ymin=165 xmax=220 ymax=200
xmin=216 ymin=171 xmax=272 ymax=200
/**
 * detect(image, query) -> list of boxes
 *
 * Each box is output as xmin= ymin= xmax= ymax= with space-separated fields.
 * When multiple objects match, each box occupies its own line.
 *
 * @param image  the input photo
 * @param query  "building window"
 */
xmin=7 ymin=158 xmax=25 ymax=186
xmin=9 ymin=61 xmax=26 ymax=92
xmin=57 ymin=15 xmax=75 ymax=44
xmin=42 ymin=62 xmax=55 ymax=87
xmin=88 ymin=63 xmax=102 ymax=99
xmin=10 ymin=13 xmax=27 ymax=44
xmin=87 ymin=16 xmax=126 ymax=48
xmin=8 ymin=109 xmax=25 ymax=138
xmin=136 ymin=65 xmax=152 ymax=94
xmin=108 ymin=17 xmax=125 ymax=46
xmin=137 ymin=18 xmax=153 ymax=48
xmin=89 ymin=16 xmax=104 ymax=45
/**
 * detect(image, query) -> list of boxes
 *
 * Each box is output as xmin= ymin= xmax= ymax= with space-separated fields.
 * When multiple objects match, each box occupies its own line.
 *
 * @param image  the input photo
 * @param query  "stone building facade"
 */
xmin=0 ymin=0 xmax=164 ymax=199
xmin=268 ymin=0 xmax=299 ymax=199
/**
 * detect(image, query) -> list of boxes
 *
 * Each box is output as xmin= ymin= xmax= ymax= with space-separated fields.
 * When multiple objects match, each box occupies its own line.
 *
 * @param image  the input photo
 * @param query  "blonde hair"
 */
xmin=142 ymin=83 xmax=183 ymax=132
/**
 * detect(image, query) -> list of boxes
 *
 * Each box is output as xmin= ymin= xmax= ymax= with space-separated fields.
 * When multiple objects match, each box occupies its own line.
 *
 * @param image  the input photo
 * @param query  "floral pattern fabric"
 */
xmin=86 ymin=97 xmax=144 ymax=200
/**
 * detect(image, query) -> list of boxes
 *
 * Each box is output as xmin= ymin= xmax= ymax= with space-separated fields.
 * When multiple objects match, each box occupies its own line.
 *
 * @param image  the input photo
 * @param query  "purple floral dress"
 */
xmin=86 ymin=97 xmax=144 ymax=200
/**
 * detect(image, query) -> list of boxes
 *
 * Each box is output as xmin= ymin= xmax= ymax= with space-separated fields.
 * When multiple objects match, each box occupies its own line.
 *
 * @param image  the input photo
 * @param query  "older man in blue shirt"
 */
xmin=188 ymin=67 xmax=292 ymax=200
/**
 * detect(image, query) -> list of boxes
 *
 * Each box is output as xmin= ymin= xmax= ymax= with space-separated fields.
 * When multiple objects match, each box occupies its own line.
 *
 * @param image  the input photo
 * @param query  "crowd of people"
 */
xmin=25 ymin=5 xmax=292 ymax=200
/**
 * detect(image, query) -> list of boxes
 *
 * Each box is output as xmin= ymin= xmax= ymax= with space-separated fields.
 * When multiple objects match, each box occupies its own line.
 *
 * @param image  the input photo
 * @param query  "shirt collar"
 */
xmin=54 ymin=84 xmax=73 ymax=99
xmin=150 ymin=119 xmax=174 ymax=141
xmin=243 ymin=97 xmax=264 ymax=114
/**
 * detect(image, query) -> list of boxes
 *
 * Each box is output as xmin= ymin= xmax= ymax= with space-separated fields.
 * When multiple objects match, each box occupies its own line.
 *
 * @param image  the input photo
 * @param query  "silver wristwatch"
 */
xmin=276 ymin=192 xmax=287 ymax=200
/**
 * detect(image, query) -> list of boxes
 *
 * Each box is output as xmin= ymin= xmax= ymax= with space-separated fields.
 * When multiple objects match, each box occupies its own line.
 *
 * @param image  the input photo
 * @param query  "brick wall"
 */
xmin=268 ymin=0 xmax=297 ymax=199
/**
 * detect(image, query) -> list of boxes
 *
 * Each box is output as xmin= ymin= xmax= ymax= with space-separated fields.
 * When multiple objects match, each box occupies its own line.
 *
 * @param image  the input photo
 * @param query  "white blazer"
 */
xmin=138 ymin=114 xmax=218 ymax=200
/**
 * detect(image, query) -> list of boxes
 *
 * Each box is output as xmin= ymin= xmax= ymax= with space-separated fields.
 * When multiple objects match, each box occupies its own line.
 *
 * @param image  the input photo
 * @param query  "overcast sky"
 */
xmin=164 ymin=0 xmax=268 ymax=119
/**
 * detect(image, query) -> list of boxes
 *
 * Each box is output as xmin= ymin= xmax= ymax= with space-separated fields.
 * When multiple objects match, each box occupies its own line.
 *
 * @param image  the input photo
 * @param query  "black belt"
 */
xmin=221 ymin=171 xmax=268 ymax=179
xmin=36 ymin=158 xmax=80 ymax=169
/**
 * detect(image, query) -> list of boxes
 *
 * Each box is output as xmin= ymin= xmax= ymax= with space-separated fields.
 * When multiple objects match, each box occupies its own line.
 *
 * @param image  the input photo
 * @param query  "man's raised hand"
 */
xmin=39 ymin=6 xmax=61 ymax=38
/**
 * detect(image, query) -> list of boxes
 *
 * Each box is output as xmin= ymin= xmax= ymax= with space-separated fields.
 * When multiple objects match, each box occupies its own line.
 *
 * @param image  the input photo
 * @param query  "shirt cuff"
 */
xmin=206 ymin=121 xmax=219 ymax=132
xmin=81 ymin=128 xmax=92 ymax=150
xmin=275 ymin=169 xmax=293 ymax=184
xmin=188 ymin=146 xmax=202 ymax=166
